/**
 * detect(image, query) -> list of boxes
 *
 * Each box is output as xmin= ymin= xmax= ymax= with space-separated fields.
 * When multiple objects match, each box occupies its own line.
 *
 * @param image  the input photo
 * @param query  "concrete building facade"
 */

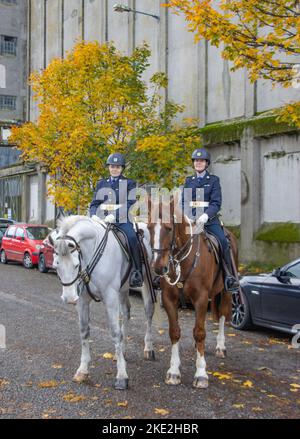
xmin=0 ymin=0 xmax=299 ymax=264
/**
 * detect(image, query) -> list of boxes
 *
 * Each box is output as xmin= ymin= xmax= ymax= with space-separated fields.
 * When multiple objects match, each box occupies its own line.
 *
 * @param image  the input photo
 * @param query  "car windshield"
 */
xmin=26 ymin=227 xmax=51 ymax=240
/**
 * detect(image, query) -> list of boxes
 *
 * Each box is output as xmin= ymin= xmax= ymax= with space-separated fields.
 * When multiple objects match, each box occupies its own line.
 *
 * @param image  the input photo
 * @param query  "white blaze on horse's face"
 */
xmin=153 ymin=220 xmax=161 ymax=264
xmin=54 ymin=240 xmax=81 ymax=305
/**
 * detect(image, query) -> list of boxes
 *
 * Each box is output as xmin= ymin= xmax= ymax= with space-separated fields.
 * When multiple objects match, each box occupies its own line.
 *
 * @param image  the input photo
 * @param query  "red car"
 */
xmin=38 ymin=230 xmax=58 ymax=273
xmin=0 ymin=224 xmax=52 ymax=269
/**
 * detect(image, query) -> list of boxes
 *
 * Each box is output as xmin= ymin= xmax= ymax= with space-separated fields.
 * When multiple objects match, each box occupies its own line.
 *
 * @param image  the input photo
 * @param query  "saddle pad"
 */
xmin=110 ymin=226 xmax=131 ymax=261
xmin=204 ymin=231 xmax=220 ymax=265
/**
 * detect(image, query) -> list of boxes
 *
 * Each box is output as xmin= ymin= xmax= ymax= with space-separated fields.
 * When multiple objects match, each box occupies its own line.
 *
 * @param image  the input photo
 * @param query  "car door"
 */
xmin=4 ymin=226 xmax=17 ymax=259
xmin=260 ymin=261 xmax=300 ymax=327
xmin=14 ymin=227 xmax=26 ymax=262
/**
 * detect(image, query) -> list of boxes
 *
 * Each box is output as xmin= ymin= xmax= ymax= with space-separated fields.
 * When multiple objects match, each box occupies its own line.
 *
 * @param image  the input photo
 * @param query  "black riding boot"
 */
xmin=129 ymin=245 xmax=143 ymax=287
xmin=223 ymin=247 xmax=239 ymax=292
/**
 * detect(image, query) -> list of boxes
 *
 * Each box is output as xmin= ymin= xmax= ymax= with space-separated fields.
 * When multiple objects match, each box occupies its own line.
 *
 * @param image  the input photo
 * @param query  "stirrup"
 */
xmin=224 ymin=276 xmax=239 ymax=293
xmin=130 ymin=270 xmax=143 ymax=287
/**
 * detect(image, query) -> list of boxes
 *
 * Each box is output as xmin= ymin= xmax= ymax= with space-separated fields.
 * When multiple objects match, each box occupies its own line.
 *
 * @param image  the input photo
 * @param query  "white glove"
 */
xmin=104 ymin=214 xmax=115 ymax=223
xmin=197 ymin=213 xmax=209 ymax=225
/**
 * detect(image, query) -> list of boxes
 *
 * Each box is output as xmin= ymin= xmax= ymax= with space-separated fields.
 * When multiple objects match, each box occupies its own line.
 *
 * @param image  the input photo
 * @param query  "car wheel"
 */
xmin=38 ymin=253 xmax=48 ymax=273
xmin=231 ymin=289 xmax=252 ymax=330
xmin=23 ymin=252 xmax=33 ymax=269
xmin=0 ymin=250 xmax=7 ymax=264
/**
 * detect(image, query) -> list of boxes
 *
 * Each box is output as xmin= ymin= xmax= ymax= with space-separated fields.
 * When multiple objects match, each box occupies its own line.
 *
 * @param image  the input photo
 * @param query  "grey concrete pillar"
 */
xmin=21 ymin=174 xmax=29 ymax=222
xmin=240 ymin=127 xmax=261 ymax=261
xmin=198 ymin=40 xmax=207 ymax=127
xmin=37 ymin=167 xmax=46 ymax=224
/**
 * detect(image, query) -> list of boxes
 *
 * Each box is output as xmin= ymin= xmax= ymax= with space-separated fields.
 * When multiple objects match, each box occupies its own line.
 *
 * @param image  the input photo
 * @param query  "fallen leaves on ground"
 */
xmin=158 ymin=329 xmax=165 ymax=335
xmin=154 ymin=408 xmax=170 ymax=416
xmin=213 ymin=372 xmax=232 ymax=380
xmin=117 ymin=401 xmax=128 ymax=408
xmin=290 ymin=383 xmax=300 ymax=389
xmin=51 ymin=364 xmax=63 ymax=369
xmin=0 ymin=379 xmax=9 ymax=388
xmin=242 ymin=380 xmax=254 ymax=388
xmin=252 ymin=407 xmax=263 ymax=412
xmin=102 ymin=352 xmax=114 ymax=360
xmin=38 ymin=380 xmax=59 ymax=388
xmin=232 ymin=404 xmax=244 ymax=409
xmin=62 ymin=392 xmax=87 ymax=403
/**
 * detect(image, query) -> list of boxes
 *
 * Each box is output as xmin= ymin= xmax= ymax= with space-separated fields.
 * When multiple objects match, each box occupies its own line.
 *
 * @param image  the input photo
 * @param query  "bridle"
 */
xmin=152 ymin=214 xmax=197 ymax=286
xmin=55 ymin=223 xmax=111 ymax=302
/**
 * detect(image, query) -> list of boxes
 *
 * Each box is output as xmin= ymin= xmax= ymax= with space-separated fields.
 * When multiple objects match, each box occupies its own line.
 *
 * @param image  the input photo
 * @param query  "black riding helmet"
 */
xmin=191 ymin=148 xmax=211 ymax=166
xmin=106 ymin=153 xmax=126 ymax=167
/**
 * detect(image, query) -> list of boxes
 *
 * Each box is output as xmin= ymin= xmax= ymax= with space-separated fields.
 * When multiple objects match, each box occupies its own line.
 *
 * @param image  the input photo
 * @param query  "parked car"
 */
xmin=0 ymin=219 xmax=18 ymax=246
xmin=0 ymin=218 xmax=16 ymax=226
xmin=232 ymin=258 xmax=300 ymax=335
xmin=0 ymin=224 xmax=52 ymax=268
xmin=38 ymin=230 xmax=58 ymax=273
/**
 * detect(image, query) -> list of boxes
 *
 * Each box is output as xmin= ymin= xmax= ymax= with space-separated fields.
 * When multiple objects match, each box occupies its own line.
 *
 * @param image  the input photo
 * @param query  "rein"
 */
xmin=56 ymin=223 xmax=111 ymax=302
xmin=155 ymin=215 xmax=201 ymax=287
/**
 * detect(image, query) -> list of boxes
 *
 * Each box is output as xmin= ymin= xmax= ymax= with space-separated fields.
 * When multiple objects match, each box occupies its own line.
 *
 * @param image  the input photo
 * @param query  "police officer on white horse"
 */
xmin=89 ymin=152 xmax=143 ymax=288
xmin=183 ymin=148 xmax=239 ymax=292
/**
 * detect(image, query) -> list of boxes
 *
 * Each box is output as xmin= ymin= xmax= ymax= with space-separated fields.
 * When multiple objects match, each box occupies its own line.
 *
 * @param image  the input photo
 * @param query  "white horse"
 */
xmin=52 ymin=215 xmax=155 ymax=390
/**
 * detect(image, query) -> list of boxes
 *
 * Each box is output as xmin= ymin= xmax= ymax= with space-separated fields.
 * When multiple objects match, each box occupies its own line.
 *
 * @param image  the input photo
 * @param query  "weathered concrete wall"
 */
xmin=0 ymin=0 xmax=27 ymax=121
xmin=23 ymin=0 xmax=300 ymax=264
xmin=45 ymin=0 xmax=63 ymax=64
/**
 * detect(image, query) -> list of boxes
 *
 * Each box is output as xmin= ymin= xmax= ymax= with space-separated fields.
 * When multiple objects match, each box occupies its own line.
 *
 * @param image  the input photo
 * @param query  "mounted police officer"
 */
xmin=182 ymin=148 xmax=239 ymax=292
xmin=89 ymin=152 xmax=143 ymax=287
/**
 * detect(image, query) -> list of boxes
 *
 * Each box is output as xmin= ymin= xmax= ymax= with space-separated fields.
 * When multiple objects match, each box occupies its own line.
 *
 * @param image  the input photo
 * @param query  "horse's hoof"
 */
xmin=144 ymin=350 xmax=155 ymax=361
xmin=165 ymin=373 xmax=181 ymax=386
xmin=72 ymin=372 xmax=89 ymax=383
xmin=215 ymin=348 xmax=227 ymax=359
xmin=193 ymin=376 xmax=209 ymax=389
xmin=114 ymin=378 xmax=129 ymax=390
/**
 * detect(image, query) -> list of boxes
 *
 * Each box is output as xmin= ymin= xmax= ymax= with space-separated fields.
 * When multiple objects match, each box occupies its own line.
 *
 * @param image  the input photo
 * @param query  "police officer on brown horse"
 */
xmin=89 ymin=152 xmax=143 ymax=288
xmin=182 ymin=148 xmax=239 ymax=292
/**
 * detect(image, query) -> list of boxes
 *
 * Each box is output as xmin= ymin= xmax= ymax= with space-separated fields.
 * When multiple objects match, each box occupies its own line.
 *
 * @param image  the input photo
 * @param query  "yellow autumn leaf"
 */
xmin=62 ymin=392 xmax=87 ymax=403
xmin=232 ymin=404 xmax=244 ymax=409
xmin=102 ymin=352 xmax=114 ymax=359
xmin=51 ymin=364 xmax=63 ymax=369
xmin=213 ymin=372 xmax=232 ymax=380
xmin=242 ymin=380 xmax=254 ymax=388
xmin=117 ymin=401 xmax=128 ymax=408
xmin=0 ymin=379 xmax=9 ymax=388
xmin=290 ymin=384 xmax=300 ymax=389
xmin=154 ymin=408 xmax=170 ymax=416
xmin=38 ymin=380 xmax=59 ymax=388
xmin=227 ymin=333 xmax=236 ymax=337
xmin=252 ymin=407 xmax=263 ymax=412
xmin=158 ymin=329 xmax=165 ymax=335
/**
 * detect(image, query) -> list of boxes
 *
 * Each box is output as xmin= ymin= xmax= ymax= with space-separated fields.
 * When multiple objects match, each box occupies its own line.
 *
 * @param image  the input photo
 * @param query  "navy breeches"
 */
xmin=204 ymin=223 xmax=228 ymax=254
xmin=115 ymin=222 xmax=139 ymax=254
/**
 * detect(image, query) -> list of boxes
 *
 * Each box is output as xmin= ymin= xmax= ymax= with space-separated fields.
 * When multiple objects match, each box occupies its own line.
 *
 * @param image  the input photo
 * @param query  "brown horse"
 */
xmin=147 ymin=198 xmax=238 ymax=388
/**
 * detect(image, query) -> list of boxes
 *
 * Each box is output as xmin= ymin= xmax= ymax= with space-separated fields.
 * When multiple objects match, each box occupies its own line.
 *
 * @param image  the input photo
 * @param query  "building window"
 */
xmin=1 ymin=36 xmax=17 ymax=56
xmin=0 ymin=95 xmax=16 ymax=110
xmin=0 ymin=1 xmax=17 ymax=5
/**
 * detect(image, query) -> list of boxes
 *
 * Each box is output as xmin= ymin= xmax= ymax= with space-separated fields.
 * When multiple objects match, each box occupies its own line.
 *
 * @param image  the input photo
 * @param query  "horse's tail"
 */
xmin=210 ymin=228 xmax=238 ymax=323
xmin=210 ymin=291 xmax=232 ymax=323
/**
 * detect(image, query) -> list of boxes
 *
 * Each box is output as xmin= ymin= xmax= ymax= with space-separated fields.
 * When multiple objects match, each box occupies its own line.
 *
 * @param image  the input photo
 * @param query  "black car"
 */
xmin=232 ymin=258 xmax=300 ymax=334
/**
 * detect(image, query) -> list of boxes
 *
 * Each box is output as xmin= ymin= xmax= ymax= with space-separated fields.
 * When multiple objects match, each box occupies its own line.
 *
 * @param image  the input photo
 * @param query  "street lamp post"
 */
xmin=113 ymin=3 xmax=160 ymax=21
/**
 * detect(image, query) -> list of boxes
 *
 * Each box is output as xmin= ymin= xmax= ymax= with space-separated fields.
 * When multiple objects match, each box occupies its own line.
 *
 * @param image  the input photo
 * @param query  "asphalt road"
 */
xmin=0 ymin=263 xmax=299 ymax=419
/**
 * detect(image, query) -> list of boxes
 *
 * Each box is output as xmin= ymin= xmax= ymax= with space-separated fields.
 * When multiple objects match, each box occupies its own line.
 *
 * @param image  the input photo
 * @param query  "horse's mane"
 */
xmin=57 ymin=215 xmax=92 ymax=237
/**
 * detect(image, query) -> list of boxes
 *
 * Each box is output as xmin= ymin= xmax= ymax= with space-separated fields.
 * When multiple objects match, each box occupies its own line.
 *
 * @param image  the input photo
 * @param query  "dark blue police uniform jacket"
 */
xmin=89 ymin=175 xmax=139 ymax=250
xmin=182 ymin=171 xmax=228 ymax=252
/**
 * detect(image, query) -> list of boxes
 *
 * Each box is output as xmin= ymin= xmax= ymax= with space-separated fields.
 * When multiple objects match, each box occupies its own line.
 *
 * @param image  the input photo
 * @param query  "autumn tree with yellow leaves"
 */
xmin=167 ymin=0 xmax=300 ymax=125
xmin=11 ymin=41 xmax=200 ymax=211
